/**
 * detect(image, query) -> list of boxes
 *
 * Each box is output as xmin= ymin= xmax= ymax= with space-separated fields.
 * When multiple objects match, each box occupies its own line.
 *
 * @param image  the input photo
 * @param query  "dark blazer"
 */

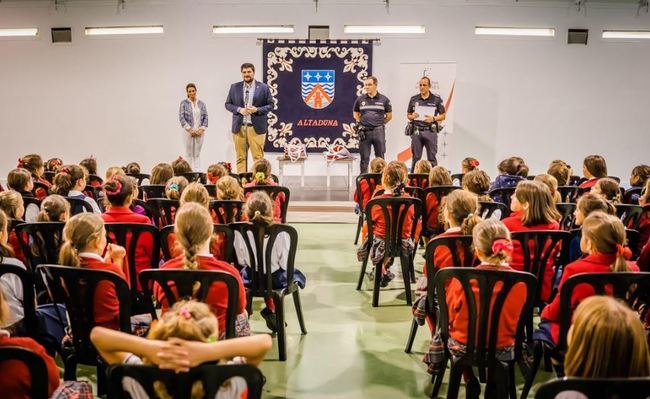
xmin=224 ymin=80 xmax=274 ymax=134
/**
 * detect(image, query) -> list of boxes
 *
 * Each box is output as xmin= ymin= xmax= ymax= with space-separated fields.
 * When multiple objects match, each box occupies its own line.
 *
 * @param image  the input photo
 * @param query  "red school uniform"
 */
xmin=638 ymin=210 xmax=650 ymax=253
xmin=637 ymin=240 xmax=650 ymax=272
xmin=244 ymin=181 xmax=284 ymax=224
xmin=578 ymin=178 xmax=599 ymax=190
xmin=370 ymin=193 xmax=415 ymax=239
xmin=0 ymin=333 xmax=60 ymax=399
xmin=502 ymin=211 xmax=560 ymax=302
xmin=424 ymin=228 xmax=465 ymax=275
xmin=32 ymin=177 xmax=51 ymax=201
xmin=8 ymin=230 xmax=26 ymax=264
xmin=102 ymin=206 xmax=154 ymax=290
xmin=80 ymin=255 xmax=128 ymax=330
xmin=156 ymin=255 xmax=247 ymax=335
xmin=540 ymin=252 xmax=639 ymax=344
xmin=446 ymin=264 xmax=527 ymax=348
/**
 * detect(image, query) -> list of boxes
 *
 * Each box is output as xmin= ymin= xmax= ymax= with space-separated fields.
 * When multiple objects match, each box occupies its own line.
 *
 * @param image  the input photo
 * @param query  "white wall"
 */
xmin=1 ymin=0 xmax=649 ymax=182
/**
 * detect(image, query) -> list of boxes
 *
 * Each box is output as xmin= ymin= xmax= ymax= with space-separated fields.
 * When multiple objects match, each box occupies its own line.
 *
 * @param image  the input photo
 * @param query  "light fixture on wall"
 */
xmin=85 ymin=26 xmax=164 ymax=36
xmin=343 ymin=25 xmax=425 ymax=34
xmin=212 ymin=25 xmax=294 ymax=34
xmin=474 ymin=26 xmax=555 ymax=37
xmin=0 ymin=28 xmax=38 ymax=37
xmin=602 ymin=30 xmax=650 ymax=39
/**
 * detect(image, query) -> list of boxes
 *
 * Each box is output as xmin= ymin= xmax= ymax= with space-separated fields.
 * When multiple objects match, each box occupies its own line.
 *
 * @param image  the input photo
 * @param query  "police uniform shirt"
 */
xmin=407 ymin=92 xmax=445 ymax=128
xmin=353 ymin=92 xmax=392 ymax=128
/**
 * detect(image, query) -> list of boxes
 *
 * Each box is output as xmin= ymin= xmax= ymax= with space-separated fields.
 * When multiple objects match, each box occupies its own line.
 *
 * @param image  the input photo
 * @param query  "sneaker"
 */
xmin=380 ymin=271 xmax=395 ymax=287
xmin=260 ymin=307 xmax=277 ymax=333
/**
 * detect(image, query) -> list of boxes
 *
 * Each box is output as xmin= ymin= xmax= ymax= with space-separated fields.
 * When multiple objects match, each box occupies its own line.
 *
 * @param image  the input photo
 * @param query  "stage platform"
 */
xmin=282 ymin=175 xmax=358 ymax=223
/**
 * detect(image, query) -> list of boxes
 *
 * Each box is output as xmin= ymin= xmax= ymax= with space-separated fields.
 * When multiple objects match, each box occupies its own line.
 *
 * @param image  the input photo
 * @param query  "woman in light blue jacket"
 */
xmin=179 ymin=83 xmax=208 ymax=171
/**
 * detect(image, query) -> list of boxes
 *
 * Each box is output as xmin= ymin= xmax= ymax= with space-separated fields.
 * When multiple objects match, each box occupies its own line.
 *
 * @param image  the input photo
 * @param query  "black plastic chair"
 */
xmin=520 ymin=272 xmax=650 ymax=399
xmin=624 ymin=187 xmax=643 ymax=204
xmin=478 ymin=201 xmax=509 ymax=220
xmin=126 ymin=173 xmax=150 ymax=185
xmin=557 ymin=186 xmax=579 ymax=203
xmin=568 ymin=175 xmax=585 ymax=186
xmin=42 ymin=171 xmax=55 ymax=184
xmin=404 ymin=235 xmax=475 ymax=354
xmin=147 ymin=198 xmax=180 ymax=228
xmin=13 ymin=222 xmax=65 ymax=272
xmin=66 ymin=197 xmax=94 ymax=215
xmin=607 ymin=175 xmax=621 ymax=183
xmin=432 ymin=268 xmax=537 ymax=399
xmin=0 ymin=264 xmax=38 ymax=337
xmin=107 ymin=363 xmax=265 ymax=399
xmin=21 ymin=195 xmax=41 ymax=212
xmin=130 ymin=199 xmax=153 ymax=220
xmin=159 ymin=224 xmax=234 ymax=263
xmin=178 ymin=172 xmax=206 ymax=184
xmin=83 ymin=185 xmax=102 ymax=201
xmin=627 ymin=228 xmax=641 ymax=260
xmin=243 ymin=185 xmax=290 ymax=224
xmin=88 ymin=174 xmax=104 ymax=186
xmin=139 ymin=184 xmax=167 ymax=200
xmin=104 ymin=223 xmax=160 ymax=314
xmin=451 ymin=173 xmax=464 ymax=185
xmin=555 ymin=203 xmax=577 ymax=231
xmin=353 ymin=173 xmax=383 ymax=245
xmin=534 ymin=377 xmax=650 ymax=399
xmin=408 ymin=173 xmax=429 ymax=189
xmin=422 ymin=186 xmax=460 ymax=237
xmin=356 ymin=196 xmax=422 ymax=307
xmin=205 ymin=184 xmax=217 ymax=197
xmin=209 ymin=200 xmax=246 ymax=224
xmin=0 ymin=346 xmax=49 ymax=399
xmin=37 ymin=264 xmax=131 ymax=389
xmin=229 ymin=222 xmax=306 ymax=361
xmin=32 ymin=182 xmax=50 ymax=198
xmin=615 ymin=204 xmax=644 ymax=230
xmin=139 ymin=269 xmax=240 ymax=339
xmin=239 ymin=172 xmax=279 ymax=185
xmin=488 ymin=187 xmax=517 ymax=210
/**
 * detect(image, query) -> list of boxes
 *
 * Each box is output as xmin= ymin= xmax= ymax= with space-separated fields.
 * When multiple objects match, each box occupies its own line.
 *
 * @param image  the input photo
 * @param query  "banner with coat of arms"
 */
xmin=263 ymin=40 xmax=373 ymax=152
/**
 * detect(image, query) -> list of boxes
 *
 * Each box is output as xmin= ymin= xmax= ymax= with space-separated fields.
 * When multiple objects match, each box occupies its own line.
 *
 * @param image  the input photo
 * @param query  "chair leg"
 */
xmin=372 ymin=260 xmax=381 ymax=307
xmin=404 ymin=319 xmax=419 ymax=353
xmin=354 ymin=214 xmax=363 ymax=245
xmin=508 ymin=362 xmax=517 ymax=399
xmin=356 ymin=255 xmax=370 ymax=291
xmin=292 ymin=290 xmax=307 ymax=335
xmin=97 ymin=362 xmax=107 ymax=396
xmin=246 ymin=290 xmax=253 ymax=316
xmin=63 ymin=354 xmax=77 ymax=381
xmin=401 ymin=254 xmax=413 ymax=306
xmin=446 ymin=360 xmax=462 ymax=399
xmin=275 ymin=296 xmax=287 ymax=361
xmin=520 ymin=342 xmax=543 ymax=399
xmin=430 ymin=358 xmax=447 ymax=398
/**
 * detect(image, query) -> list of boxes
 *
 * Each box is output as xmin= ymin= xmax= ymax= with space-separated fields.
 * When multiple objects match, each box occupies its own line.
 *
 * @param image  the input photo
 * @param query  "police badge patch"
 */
xmin=302 ymin=70 xmax=335 ymax=109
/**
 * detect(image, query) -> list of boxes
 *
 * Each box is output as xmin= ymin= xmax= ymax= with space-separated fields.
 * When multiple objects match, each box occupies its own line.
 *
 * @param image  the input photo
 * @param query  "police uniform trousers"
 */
xmin=359 ymin=125 xmax=386 ymax=174
xmin=410 ymin=127 xmax=438 ymax=171
xmin=234 ymin=124 xmax=266 ymax=173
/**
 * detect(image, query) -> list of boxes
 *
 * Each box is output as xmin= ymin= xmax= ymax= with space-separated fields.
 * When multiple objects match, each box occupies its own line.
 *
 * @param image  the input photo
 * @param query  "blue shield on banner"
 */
xmin=301 ymin=70 xmax=335 ymax=109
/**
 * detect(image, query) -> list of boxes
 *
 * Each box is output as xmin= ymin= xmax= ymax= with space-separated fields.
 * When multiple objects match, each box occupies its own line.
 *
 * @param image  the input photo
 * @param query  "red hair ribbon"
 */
xmin=59 ymin=167 xmax=70 ymax=174
xmin=177 ymin=156 xmax=184 ymax=161
xmin=492 ymin=239 xmax=513 ymax=256
xmin=616 ymin=244 xmax=632 ymax=260
xmin=105 ymin=180 xmax=123 ymax=196
xmin=470 ymin=159 xmax=480 ymax=167
xmin=17 ymin=158 xmax=24 ymax=168
xmin=207 ymin=172 xmax=219 ymax=184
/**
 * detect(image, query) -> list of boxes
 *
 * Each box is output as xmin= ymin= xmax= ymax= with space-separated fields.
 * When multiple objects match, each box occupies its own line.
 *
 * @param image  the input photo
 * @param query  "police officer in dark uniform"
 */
xmin=407 ymin=76 xmax=446 ymax=171
xmin=353 ymin=76 xmax=393 ymax=174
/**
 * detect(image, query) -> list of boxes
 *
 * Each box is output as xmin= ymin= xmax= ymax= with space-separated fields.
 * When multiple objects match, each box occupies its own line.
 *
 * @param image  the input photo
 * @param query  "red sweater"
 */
xmin=0 ymin=334 xmax=60 ymax=399
xmin=502 ymin=211 xmax=560 ymax=302
xmin=540 ymin=252 xmax=639 ymax=344
xmin=157 ymin=255 xmax=247 ymax=334
xmin=370 ymin=193 xmax=415 ymax=239
xmin=638 ymin=240 xmax=650 ymax=272
xmin=8 ymin=231 xmax=26 ymax=265
xmin=578 ymin=178 xmax=599 ymax=189
xmin=244 ymin=182 xmax=284 ymax=223
xmin=102 ymin=206 xmax=154 ymax=290
xmin=80 ymin=256 xmax=128 ymax=330
xmin=446 ymin=264 xmax=527 ymax=348
xmin=424 ymin=229 xmax=464 ymax=275
xmin=424 ymin=193 xmax=441 ymax=234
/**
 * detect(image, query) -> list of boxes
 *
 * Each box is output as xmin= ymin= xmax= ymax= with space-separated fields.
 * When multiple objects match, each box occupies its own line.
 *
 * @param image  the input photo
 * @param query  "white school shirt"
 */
xmin=68 ymin=190 xmax=102 ymax=214
xmin=190 ymin=100 xmax=202 ymax=130
xmin=233 ymin=230 xmax=290 ymax=274
xmin=0 ymin=257 xmax=27 ymax=328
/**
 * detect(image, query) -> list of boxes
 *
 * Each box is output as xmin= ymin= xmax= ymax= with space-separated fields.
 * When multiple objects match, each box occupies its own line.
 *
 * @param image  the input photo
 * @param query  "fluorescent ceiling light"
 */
xmin=344 ymin=25 xmax=426 ymax=34
xmin=213 ymin=25 xmax=294 ymax=34
xmin=475 ymin=27 xmax=555 ymax=37
xmin=85 ymin=26 xmax=164 ymax=36
xmin=602 ymin=30 xmax=650 ymax=39
xmin=0 ymin=28 xmax=38 ymax=37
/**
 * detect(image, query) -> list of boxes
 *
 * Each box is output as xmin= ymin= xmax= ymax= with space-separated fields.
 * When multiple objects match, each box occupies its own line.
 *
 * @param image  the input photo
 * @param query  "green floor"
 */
xmin=76 ymin=223 xmax=555 ymax=398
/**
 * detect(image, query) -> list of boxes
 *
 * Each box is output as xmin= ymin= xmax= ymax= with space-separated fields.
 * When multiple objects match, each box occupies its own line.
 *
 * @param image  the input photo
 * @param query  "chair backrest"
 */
xmin=159 ymin=224 xmax=234 ymax=263
xmin=38 ymin=264 xmax=132 ymax=365
xmin=555 ymin=203 xmax=577 ymax=230
xmin=178 ymin=172 xmax=206 ymax=184
xmin=243 ymin=185 xmax=290 ymax=224
xmin=239 ymin=172 xmax=279 ymax=185
xmin=488 ymin=187 xmax=516 ymax=209
xmin=21 ymin=196 xmax=41 ymax=210
xmin=147 ymin=199 xmax=180 ymax=228
xmin=626 ymin=228 xmax=640 ymax=260
xmin=130 ymin=199 xmax=153 ymax=219
xmin=229 ymin=222 xmax=297 ymax=295
xmin=365 ymin=196 xmax=422 ymax=257
xmin=0 ymin=263 xmax=38 ymax=335
xmin=204 ymin=184 xmax=217 ymax=197
xmin=108 ymin=363 xmax=264 ymax=399
xmin=66 ymin=197 xmax=94 ymax=216
xmin=354 ymin=173 xmax=383 ymax=209
xmin=450 ymin=173 xmax=464 ymax=185
xmin=407 ymin=173 xmax=429 ymax=189
xmin=534 ymin=377 xmax=650 ymax=399
xmin=556 ymin=272 xmax=650 ymax=353
xmin=83 ymin=185 xmax=102 ymax=202
xmin=0 ymin=345 xmax=49 ymax=399
xmin=557 ymin=186 xmax=579 ymax=203
xmin=126 ymin=173 xmax=150 ymax=185
xmin=14 ymin=222 xmax=66 ymax=271
xmin=624 ymin=187 xmax=643 ymax=204
xmin=478 ymin=201 xmax=509 ymax=220
xmin=87 ymin=174 xmax=104 ymax=186
xmin=568 ymin=175 xmax=585 ymax=186
xmin=509 ymin=230 xmax=572 ymax=303
xmin=435 ymin=268 xmax=537 ymax=363
xmin=209 ymin=200 xmax=246 ymax=224
xmin=404 ymin=186 xmax=424 ymax=203
xmin=139 ymin=184 xmax=167 ymax=200
xmin=139 ymin=269 xmax=240 ymax=338
xmin=32 ymin=182 xmax=50 ymax=197
xmin=42 ymin=171 xmax=55 ymax=184
xmin=615 ymin=204 xmax=644 ymax=230
xmin=424 ymin=235 xmax=476 ymax=281
xmin=422 ymin=186 xmax=460 ymax=236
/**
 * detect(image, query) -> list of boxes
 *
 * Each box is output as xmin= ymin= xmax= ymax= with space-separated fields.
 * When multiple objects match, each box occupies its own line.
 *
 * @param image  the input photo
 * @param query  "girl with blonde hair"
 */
xmin=165 ymin=176 xmax=189 ymax=201
xmin=0 ymin=191 xmax=26 ymax=263
xmin=150 ymin=163 xmax=174 ymax=185
xmin=216 ymin=176 xmax=244 ymax=202
xmin=591 ymin=177 xmax=622 ymax=204
xmin=534 ymin=174 xmax=561 ymax=203
xmin=180 ymin=182 xmax=210 ymax=208
xmin=0 ymin=209 xmax=29 ymax=331
xmin=37 ymin=194 xmax=70 ymax=222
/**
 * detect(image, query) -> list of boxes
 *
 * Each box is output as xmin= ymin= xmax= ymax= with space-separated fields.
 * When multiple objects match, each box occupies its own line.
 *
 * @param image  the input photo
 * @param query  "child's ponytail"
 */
xmin=582 ymin=211 xmax=631 ymax=272
xmin=174 ymin=203 xmax=212 ymax=271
